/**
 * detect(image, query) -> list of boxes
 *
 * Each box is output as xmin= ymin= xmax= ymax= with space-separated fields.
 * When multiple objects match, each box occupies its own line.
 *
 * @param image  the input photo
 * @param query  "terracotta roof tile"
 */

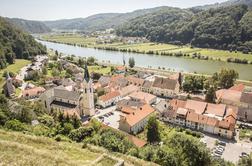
xmin=185 ymin=100 xmax=207 ymax=114
xmin=99 ymin=91 xmax=120 ymax=102
xmin=152 ymin=77 xmax=178 ymax=90
xmin=205 ymin=103 xmax=226 ymax=117
xmin=124 ymin=104 xmax=155 ymax=127
xmin=22 ymin=87 xmax=45 ymax=97
xmin=229 ymin=84 xmax=245 ymax=92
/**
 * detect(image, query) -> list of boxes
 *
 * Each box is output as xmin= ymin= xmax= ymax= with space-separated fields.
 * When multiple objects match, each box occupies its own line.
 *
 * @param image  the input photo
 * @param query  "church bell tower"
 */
xmin=82 ymin=64 xmax=95 ymax=116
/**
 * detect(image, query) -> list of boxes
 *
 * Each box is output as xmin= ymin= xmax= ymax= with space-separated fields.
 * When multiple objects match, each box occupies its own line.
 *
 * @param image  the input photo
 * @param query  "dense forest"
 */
xmin=7 ymin=18 xmax=51 ymax=34
xmin=43 ymin=6 xmax=171 ymax=31
xmin=0 ymin=17 xmax=46 ymax=69
xmin=116 ymin=5 xmax=252 ymax=52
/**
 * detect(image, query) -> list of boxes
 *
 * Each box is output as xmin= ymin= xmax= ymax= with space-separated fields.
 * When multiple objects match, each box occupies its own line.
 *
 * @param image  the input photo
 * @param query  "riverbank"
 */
xmin=41 ymin=34 xmax=252 ymax=64
xmin=38 ymin=39 xmax=252 ymax=81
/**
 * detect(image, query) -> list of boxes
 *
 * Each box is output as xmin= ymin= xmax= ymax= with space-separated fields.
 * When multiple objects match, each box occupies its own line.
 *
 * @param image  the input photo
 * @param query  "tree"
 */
xmin=183 ymin=75 xmax=206 ymax=93
xmin=215 ymin=69 xmax=239 ymax=89
xmin=62 ymin=122 xmax=74 ymax=135
xmin=52 ymin=67 xmax=60 ymax=77
xmin=238 ymin=154 xmax=252 ymax=166
xmin=97 ymin=88 xmax=105 ymax=97
xmin=146 ymin=116 xmax=160 ymax=144
xmin=42 ymin=67 xmax=48 ymax=75
xmin=87 ymin=56 xmax=95 ymax=65
xmin=128 ymin=57 xmax=135 ymax=68
xmin=205 ymin=86 xmax=216 ymax=103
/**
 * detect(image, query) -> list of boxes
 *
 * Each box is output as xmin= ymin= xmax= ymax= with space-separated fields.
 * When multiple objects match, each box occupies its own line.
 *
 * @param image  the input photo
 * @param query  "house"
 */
xmin=126 ymin=76 xmax=145 ymax=87
xmin=237 ymin=107 xmax=252 ymax=122
xmin=141 ymin=80 xmax=153 ymax=93
xmin=129 ymin=91 xmax=157 ymax=105
xmin=40 ymin=64 xmax=95 ymax=116
xmin=115 ymin=66 xmax=126 ymax=74
xmin=116 ymin=99 xmax=145 ymax=112
xmin=216 ymin=84 xmax=252 ymax=109
xmin=98 ymin=76 xmax=111 ymax=87
xmin=119 ymin=85 xmax=139 ymax=97
xmin=22 ymin=87 xmax=46 ymax=99
xmin=119 ymin=104 xmax=155 ymax=134
xmin=163 ymin=99 xmax=238 ymax=139
xmin=98 ymin=91 xmax=121 ymax=108
xmin=151 ymin=77 xmax=180 ymax=98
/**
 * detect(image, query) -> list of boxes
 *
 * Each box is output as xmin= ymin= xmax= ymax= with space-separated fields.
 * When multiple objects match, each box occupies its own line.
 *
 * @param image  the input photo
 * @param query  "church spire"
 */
xmin=84 ymin=63 xmax=90 ymax=82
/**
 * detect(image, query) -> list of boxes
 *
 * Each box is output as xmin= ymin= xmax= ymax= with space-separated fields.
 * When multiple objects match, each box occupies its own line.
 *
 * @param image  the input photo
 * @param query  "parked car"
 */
xmin=219 ymin=141 xmax=226 ymax=146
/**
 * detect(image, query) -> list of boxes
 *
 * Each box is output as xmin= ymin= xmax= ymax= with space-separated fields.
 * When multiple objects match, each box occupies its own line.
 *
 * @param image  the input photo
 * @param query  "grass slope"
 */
xmin=0 ymin=129 xmax=156 ymax=166
xmin=0 ymin=59 xmax=30 ymax=88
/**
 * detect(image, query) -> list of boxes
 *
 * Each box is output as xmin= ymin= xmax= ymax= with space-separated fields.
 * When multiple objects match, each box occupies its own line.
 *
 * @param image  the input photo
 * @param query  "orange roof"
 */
xmin=176 ymin=107 xmax=188 ymax=116
xmin=22 ymin=87 xmax=45 ymax=97
xmin=185 ymin=100 xmax=207 ymax=114
xmin=229 ymin=84 xmax=245 ymax=92
xmin=111 ymin=74 xmax=124 ymax=82
xmin=121 ymin=106 xmax=136 ymax=114
xmin=206 ymin=117 xmax=218 ymax=126
xmin=119 ymin=85 xmax=139 ymax=97
xmin=124 ymin=104 xmax=155 ymax=127
xmin=127 ymin=76 xmax=145 ymax=86
xmin=127 ymin=134 xmax=147 ymax=147
xmin=216 ymin=89 xmax=242 ymax=103
xmin=129 ymin=91 xmax=156 ymax=104
xmin=99 ymin=91 xmax=120 ymax=102
xmin=205 ymin=103 xmax=226 ymax=117
xmin=198 ymin=114 xmax=208 ymax=124
xmin=169 ymin=99 xmax=187 ymax=111
xmin=186 ymin=111 xmax=199 ymax=122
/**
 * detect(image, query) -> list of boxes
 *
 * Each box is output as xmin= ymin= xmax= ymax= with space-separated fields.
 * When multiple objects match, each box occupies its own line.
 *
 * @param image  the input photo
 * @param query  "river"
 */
xmin=38 ymin=40 xmax=252 ymax=81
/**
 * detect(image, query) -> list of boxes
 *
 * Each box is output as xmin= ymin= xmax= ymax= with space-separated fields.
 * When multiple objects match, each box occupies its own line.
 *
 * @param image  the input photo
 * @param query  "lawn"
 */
xmin=0 ymin=59 xmax=30 ymax=89
xmin=96 ymin=156 xmax=117 ymax=166
xmin=88 ymin=65 xmax=111 ymax=75
xmin=0 ymin=129 xmax=156 ymax=166
xmin=0 ymin=129 xmax=100 ymax=166
xmin=239 ymin=129 xmax=252 ymax=141
xmin=42 ymin=34 xmax=252 ymax=62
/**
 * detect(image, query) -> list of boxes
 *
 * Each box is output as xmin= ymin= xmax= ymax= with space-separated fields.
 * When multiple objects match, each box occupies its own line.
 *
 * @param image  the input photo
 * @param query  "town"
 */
xmin=2 ymin=49 xmax=252 ymax=164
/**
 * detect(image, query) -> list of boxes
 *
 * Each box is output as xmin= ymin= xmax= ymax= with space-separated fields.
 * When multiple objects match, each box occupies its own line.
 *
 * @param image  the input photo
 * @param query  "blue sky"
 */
xmin=0 ymin=0 xmax=228 ymax=20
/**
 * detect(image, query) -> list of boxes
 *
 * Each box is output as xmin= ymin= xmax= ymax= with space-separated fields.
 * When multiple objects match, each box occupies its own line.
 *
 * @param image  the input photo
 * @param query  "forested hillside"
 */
xmin=194 ymin=0 xmax=252 ymax=10
xmin=0 ymin=17 xmax=46 ymax=69
xmin=43 ymin=6 xmax=171 ymax=31
xmin=7 ymin=18 xmax=51 ymax=34
xmin=116 ymin=5 xmax=252 ymax=52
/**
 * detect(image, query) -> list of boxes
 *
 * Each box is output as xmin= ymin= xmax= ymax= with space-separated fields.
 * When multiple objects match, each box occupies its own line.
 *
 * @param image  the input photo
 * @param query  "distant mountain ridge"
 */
xmin=193 ymin=0 xmax=252 ymax=10
xmin=7 ymin=18 xmax=51 ymax=34
xmin=42 ymin=6 xmax=171 ymax=31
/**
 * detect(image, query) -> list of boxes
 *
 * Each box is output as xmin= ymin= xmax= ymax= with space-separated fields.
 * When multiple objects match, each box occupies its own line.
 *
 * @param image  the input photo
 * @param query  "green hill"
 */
xmin=116 ymin=5 xmax=252 ymax=52
xmin=0 ymin=17 xmax=46 ymax=69
xmin=43 ymin=6 xmax=172 ymax=31
xmin=0 ymin=129 xmax=156 ymax=166
xmin=7 ymin=18 xmax=51 ymax=34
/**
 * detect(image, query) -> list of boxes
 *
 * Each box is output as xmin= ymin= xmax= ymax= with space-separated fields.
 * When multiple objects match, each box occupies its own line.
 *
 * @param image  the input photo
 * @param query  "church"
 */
xmin=40 ymin=64 xmax=95 ymax=117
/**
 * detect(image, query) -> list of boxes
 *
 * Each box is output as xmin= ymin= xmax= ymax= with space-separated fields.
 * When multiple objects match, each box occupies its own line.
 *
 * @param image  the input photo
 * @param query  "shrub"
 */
xmin=4 ymin=119 xmax=28 ymax=131
xmin=69 ymin=126 xmax=94 ymax=142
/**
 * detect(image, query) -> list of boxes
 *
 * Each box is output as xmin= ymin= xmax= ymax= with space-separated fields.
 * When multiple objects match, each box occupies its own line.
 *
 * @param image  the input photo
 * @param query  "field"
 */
xmin=0 ymin=59 xmax=30 ymax=89
xmin=88 ymin=65 xmax=111 ymax=75
xmin=42 ymin=34 xmax=252 ymax=62
xmin=0 ymin=129 xmax=156 ymax=166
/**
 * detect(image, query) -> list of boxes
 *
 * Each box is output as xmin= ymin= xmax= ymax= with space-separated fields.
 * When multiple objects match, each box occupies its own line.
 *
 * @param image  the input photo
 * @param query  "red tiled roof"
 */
xmin=22 ymin=87 xmax=45 ymax=97
xmin=124 ymin=104 xmax=155 ymax=127
xmin=229 ymin=84 xmax=245 ymax=92
xmin=185 ymin=100 xmax=207 ymax=114
xmin=205 ymin=103 xmax=226 ymax=117
xmin=99 ymin=91 xmax=120 ymax=102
